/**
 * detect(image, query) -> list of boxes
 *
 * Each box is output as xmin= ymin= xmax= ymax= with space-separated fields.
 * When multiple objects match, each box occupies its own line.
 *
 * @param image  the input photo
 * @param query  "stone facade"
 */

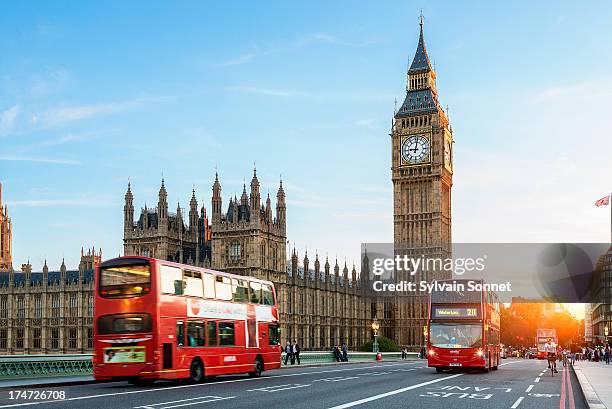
xmin=0 ymin=183 xmax=12 ymax=272
xmin=0 ymin=249 xmax=98 ymax=354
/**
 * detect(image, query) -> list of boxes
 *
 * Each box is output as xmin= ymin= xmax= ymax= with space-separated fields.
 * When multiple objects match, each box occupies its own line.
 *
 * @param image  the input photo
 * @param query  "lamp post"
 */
xmin=605 ymin=325 xmax=609 ymax=347
xmin=372 ymin=319 xmax=380 ymax=353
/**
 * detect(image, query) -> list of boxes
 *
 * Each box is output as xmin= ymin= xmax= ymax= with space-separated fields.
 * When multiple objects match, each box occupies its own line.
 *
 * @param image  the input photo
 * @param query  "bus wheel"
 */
xmin=249 ymin=357 xmax=263 ymax=378
xmin=435 ymin=367 xmax=444 ymax=373
xmin=189 ymin=359 xmax=205 ymax=383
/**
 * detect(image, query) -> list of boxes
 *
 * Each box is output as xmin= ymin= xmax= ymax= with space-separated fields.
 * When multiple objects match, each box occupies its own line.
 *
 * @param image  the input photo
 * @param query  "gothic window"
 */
xmin=34 ymin=294 xmax=42 ymax=318
xmin=32 ymin=328 xmax=41 ymax=349
xmin=0 ymin=328 xmax=7 ymax=349
xmin=87 ymin=328 xmax=93 ymax=349
xmin=142 ymin=248 xmax=150 ymax=257
xmin=87 ymin=294 xmax=93 ymax=316
xmin=0 ymin=295 xmax=7 ymax=318
xmin=50 ymin=328 xmax=60 ymax=349
xmin=69 ymin=293 xmax=78 ymax=317
xmin=229 ymin=241 xmax=241 ymax=262
xmin=51 ymin=294 xmax=60 ymax=317
xmin=14 ymin=328 xmax=24 ymax=349
xmin=68 ymin=328 xmax=78 ymax=349
xmin=16 ymin=295 xmax=25 ymax=319
xmin=260 ymin=243 xmax=266 ymax=268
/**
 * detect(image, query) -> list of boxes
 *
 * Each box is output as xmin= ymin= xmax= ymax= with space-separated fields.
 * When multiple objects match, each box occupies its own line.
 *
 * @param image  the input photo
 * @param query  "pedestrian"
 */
xmin=605 ymin=346 xmax=610 ymax=365
xmin=342 ymin=343 xmax=348 ymax=362
xmin=334 ymin=345 xmax=341 ymax=362
xmin=292 ymin=340 xmax=301 ymax=365
xmin=284 ymin=341 xmax=293 ymax=365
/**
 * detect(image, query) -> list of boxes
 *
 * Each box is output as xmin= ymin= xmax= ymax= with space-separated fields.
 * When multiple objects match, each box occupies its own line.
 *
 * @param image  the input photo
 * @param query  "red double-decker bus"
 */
xmin=93 ymin=257 xmax=281 ymax=384
xmin=427 ymin=279 xmax=501 ymax=373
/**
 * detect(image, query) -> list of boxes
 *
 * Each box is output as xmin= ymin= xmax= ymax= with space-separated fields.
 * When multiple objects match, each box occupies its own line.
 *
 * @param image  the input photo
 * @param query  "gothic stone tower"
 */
xmin=211 ymin=168 xmax=286 ymax=282
xmin=123 ymin=180 xmax=211 ymax=265
xmin=390 ymin=17 xmax=453 ymax=348
xmin=0 ymin=183 xmax=13 ymax=272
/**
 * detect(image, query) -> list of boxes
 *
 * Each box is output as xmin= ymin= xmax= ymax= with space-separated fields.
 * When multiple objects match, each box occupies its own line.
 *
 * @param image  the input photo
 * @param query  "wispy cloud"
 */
xmin=38 ymin=96 xmax=172 ymax=126
xmin=215 ymin=32 xmax=373 ymax=67
xmin=0 ymin=105 xmax=20 ymax=136
xmin=0 ymin=155 xmax=81 ymax=165
xmin=527 ymin=82 xmax=591 ymax=105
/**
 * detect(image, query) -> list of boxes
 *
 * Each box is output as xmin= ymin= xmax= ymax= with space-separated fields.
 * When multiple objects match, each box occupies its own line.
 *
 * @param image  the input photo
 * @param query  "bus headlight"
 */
xmin=476 ymin=349 xmax=484 ymax=357
xmin=428 ymin=349 xmax=435 ymax=356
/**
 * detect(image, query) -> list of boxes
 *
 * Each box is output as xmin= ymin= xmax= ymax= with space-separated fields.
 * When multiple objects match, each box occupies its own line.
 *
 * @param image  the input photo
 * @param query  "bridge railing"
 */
xmin=0 ymin=351 xmax=421 ymax=380
xmin=0 ymin=354 xmax=93 ymax=380
xmin=281 ymin=351 xmax=419 ymax=365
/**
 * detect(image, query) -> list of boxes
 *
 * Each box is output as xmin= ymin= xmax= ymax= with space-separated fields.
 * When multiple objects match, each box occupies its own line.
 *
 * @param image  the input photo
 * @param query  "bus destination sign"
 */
xmin=432 ymin=306 xmax=480 ymax=319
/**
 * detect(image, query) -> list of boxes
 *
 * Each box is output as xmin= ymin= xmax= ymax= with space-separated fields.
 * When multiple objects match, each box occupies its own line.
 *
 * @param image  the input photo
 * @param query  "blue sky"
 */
xmin=1 ymin=1 xmax=612 ymax=271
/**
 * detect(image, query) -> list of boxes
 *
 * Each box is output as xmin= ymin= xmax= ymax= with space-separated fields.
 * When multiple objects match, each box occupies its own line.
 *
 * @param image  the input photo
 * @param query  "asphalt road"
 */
xmin=0 ymin=359 xmax=586 ymax=409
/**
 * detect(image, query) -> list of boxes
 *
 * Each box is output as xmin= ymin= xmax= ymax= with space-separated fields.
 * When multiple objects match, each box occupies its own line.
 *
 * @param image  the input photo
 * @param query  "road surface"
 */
xmin=0 ymin=358 xmax=585 ymax=409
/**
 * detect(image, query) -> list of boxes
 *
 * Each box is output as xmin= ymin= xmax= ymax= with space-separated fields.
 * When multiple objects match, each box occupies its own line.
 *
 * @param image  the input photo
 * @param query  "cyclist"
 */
xmin=544 ymin=338 xmax=558 ymax=373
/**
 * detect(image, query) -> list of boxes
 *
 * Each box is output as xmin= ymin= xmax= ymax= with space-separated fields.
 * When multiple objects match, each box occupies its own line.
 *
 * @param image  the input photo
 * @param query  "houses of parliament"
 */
xmin=0 ymin=18 xmax=453 ymax=354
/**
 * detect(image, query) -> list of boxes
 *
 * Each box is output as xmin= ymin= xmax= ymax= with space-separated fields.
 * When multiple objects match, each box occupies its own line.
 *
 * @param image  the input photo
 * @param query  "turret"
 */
xmin=334 ymin=259 xmax=340 ymax=288
xmin=324 ymin=256 xmax=330 ymax=282
xmin=124 ymin=181 xmax=134 ymax=233
xmin=342 ymin=261 xmax=349 ymax=286
xmin=250 ymin=167 xmax=260 ymax=220
xmin=314 ymin=253 xmax=321 ymax=282
xmin=158 ymin=179 xmax=168 ymax=220
xmin=265 ymin=193 xmax=272 ymax=222
xmin=303 ymin=251 xmax=310 ymax=283
xmin=351 ymin=263 xmax=357 ymax=284
xmin=189 ymin=189 xmax=198 ymax=231
xmin=43 ymin=259 xmax=49 ymax=286
xmin=212 ymin=173 xmax=222 ymax=223
xmin=60 ymin=258 xmax=67 ymax=284
xmin=276 ymin=178 xmax=286 ymax=226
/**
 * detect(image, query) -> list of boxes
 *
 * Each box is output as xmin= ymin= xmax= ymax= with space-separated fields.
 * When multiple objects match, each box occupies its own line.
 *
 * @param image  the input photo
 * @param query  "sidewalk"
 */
xmin=574 ymin=360 xmax=612 ymax=409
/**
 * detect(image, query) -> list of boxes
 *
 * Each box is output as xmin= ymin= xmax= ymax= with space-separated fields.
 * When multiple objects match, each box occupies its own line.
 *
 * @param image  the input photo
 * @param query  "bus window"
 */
xmin=184 ymin=270 xmax=204 ymax=297
xmin=177 ymin=321 xmax=184 ymax=347
xmin=262 ymin=284 xmax=274 ymax=305
xmin=99 ymin=264 xmax=150 ymax=298
xmin=219 ymin=322 xmax=235 ymax=346
xmin=269 ymin=323 xmax=280 ymax=345
xmin=250 ymin=281 xmax=262 ymax=304
xmin=215 ymin=276 xmax=232 ymax=301
xmin=98 ymin=313 xmax=152 ymax=334
xmin=203 ymin=273 xmax=215 ymax=299
xmin=187 ymin=321 xmax=206 ymax=347
xmin=160 ymin=265 xmax=183 ymax=295
xmin=232 ymin=279 xmax=249 ymax=303
xmin=207 ymin=321 xmax=217 ymax=346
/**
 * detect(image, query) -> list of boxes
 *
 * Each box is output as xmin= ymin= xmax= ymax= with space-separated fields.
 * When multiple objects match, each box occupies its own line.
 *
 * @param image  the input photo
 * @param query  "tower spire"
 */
xmin=408 ymin=12 xmax=433 ymax=75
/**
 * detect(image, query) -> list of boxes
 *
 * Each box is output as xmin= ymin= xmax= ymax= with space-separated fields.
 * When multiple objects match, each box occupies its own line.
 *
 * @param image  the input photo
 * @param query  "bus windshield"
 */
xmin=429 ymin=323 xmax=482 ymax=348
xmin=100 ymin=264 xmax=151 ymax=298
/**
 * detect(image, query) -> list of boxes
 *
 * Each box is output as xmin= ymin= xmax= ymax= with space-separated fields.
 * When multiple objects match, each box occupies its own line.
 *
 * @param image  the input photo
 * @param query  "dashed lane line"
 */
xmin=525 ymin=385 xmax=534 ymax=393
xmin=134 ymin=396 xmax=235 ymax=409
xmin=510 ymin=396 xmax=525 ymax=408
xmin=326 ymin=373 xmax=464 ymax=409
xmin=535 ymin=377 xmax=540 ymax=383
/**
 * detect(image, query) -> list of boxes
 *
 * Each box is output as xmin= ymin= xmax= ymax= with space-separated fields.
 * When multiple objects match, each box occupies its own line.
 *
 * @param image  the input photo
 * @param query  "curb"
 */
xmin=573 ymin=364 xmax=607 ymax=409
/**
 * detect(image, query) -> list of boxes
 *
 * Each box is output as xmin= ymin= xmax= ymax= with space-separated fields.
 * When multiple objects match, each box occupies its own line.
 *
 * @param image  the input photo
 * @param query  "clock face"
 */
xmin=401 ymin=135 xmax=430 ymax=164
xmin=444 ymin=140 xmax=452 ymax=167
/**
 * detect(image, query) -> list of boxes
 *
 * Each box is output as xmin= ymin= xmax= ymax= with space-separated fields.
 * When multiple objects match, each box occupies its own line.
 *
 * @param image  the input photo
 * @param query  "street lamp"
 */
xmin=605 ymin=325 xmax=609 ymax=346
xmin=372 ymin=319 xmax=380 ymax=353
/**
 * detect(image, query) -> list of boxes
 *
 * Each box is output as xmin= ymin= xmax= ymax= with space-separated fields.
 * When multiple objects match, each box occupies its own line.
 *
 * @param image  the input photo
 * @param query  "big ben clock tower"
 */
xmin=390 ymin=16 xmax=453 ymax=348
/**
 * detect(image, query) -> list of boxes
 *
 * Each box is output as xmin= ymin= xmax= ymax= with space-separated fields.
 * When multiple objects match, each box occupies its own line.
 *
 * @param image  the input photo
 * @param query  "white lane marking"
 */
xmin=534 ymin=377 xmax=540 ymax=383
xmin=525 ymin=385 xmax=534 ymax=393
xmin=134 ymin=396 xmax=229 ymax=408
xmin=327 ymin=373 xmax=463 ymax=409
xmin=247 ymin=384 xmax=311 ymax=393
xmin=152 ymin=396 xmax=235 ymax=409
xmin=510 ymin=396 xmax=525 ymax=408
xmin=313 ymin=376 xmax=360 ymax=382
xmin=0 ymin=362 xmax=418 ymax=408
